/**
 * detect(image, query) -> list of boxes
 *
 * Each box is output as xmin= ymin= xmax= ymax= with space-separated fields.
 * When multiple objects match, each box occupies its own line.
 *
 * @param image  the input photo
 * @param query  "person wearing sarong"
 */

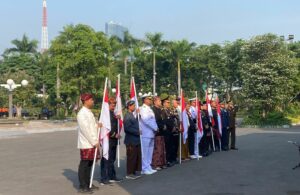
xmin=151 ymin=96 xmax=167 ymax=170
xmin=77 ymin=93 xmax=100 ymax=194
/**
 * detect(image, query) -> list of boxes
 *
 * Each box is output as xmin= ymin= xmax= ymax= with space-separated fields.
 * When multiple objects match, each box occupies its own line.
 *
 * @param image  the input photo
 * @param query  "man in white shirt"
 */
xmin=139 ymin=93 xmax=158 ymax=175
xmin=77 ymin=93 xmax=100 ymax=194
xmin=189 ymin=98 xmax=199 ymax=159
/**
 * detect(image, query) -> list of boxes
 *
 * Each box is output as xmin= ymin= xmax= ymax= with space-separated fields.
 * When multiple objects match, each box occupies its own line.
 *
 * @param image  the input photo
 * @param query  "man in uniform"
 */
xmin=189 ymin=98 xmax=198 ymax=158
xmin=171 ymin=98 xmax=180 ymax=164
xmin=139 ymin=93 xmax=158 ymax=175
xmin=77 ymin=93 xmax=100 ymax=194
xmin=199 ymin=101 xmax=211 ymax=157
xmin=161 ymin=94 xmax=176 ymax=167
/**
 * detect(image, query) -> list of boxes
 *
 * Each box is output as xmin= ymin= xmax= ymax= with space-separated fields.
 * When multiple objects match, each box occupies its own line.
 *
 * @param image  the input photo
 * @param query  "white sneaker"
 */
xmin=149 ymin=169 xmax=157 ymax=174
xmin=197 ymin=155 xmax=203 ymax=159
xmin=142 ymin=170 xmax=153 ymax=175
xmin=190 ymin=155 xmax=197 ymax=159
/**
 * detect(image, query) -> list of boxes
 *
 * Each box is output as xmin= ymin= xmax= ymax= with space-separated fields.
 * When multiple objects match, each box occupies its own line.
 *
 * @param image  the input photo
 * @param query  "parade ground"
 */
xmin=0 ymin=124 xmax=300 ymax=195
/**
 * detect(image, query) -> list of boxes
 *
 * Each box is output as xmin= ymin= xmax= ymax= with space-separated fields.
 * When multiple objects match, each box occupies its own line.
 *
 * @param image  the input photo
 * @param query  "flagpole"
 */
xmin=196 ymin=91 xmax=200 ymax=161
xmin=179 ymin=88 xmax=182 ymax=164
xmin=117 ymin=75 xmax=121 ymax=168
xmin=90 ymin=77 xmax=108 ymax=188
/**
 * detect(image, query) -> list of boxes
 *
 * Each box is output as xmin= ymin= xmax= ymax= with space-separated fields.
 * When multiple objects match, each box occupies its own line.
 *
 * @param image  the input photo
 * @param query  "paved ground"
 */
xmin=0 ymin=126 xmax=300 ymax=195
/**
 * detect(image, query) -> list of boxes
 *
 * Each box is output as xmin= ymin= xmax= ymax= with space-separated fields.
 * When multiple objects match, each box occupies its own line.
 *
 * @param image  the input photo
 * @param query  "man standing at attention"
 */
xmin=139 ymin=93 xmax=158 ymax=175
xmin=77 ymin=93 xmax=100 ymax=194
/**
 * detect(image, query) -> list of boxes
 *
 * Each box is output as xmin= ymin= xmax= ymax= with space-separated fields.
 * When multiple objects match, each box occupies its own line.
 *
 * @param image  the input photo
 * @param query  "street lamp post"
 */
xmin=0 ymin=79 xmax=28 ymax=119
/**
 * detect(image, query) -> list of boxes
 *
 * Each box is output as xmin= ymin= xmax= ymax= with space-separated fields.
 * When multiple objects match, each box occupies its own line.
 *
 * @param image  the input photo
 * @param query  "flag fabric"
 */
xmin=99 ymin=79 xmax=111 ymax=160
xmin=130 ymin=77 xmax=139 ymax=117
xmin=216 ymin=95 xmax=222 ymax=137
xmin=196 ymin=95 xmax=203 ymax=142
xmin=206 ymin=90 xmax=213 ymax=118
xmin=115 ymin=74 xmax=124 ymax=132
xmin=181 ymin=90 xmax=189 ymax=144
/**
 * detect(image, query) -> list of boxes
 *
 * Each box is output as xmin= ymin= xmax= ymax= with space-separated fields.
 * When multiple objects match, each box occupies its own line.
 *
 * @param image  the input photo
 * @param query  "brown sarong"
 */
xmin=151 ymin=136 xmax=166 ymax=167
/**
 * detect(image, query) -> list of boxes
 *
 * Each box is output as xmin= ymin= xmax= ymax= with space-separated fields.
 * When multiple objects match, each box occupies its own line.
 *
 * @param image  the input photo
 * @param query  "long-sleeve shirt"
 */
xmin=77 ymin=106 xmax=99 ymax=149
xmin=109 ymin=110 xmax=118 ymax=146
xmin=139 ymin=104 xmax=158 ymax=138
xmin=124 ymin=112 xmax=140 ymax=145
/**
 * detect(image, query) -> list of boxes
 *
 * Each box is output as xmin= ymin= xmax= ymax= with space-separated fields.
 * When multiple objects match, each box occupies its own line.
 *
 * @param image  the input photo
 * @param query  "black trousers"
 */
xmin=228 ymin=127 xmax=236 ymax=148
xmin=221 ymin=128 xmax=229 ymax=149
xmin=126 ymin=144 xmax=141 ymax=175
xmin=199 ymin=132 xmax=209 ymax=155
xmin=171 ymin=134 xmax=179 ymax=162
xmin=188 ymin=128 xmax=195 ymax=155
xmin=163 ymin=130 xmax=173 ymax=163
xmin=101 ymin=144 xmax=117 ymax=182
xmin=78 ymin=160 xmax=93 ymax=189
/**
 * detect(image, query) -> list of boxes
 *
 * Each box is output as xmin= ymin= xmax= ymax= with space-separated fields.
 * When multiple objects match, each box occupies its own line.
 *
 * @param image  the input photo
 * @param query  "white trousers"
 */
xmin=142 ymin=137 xmax=154 ymax=172
xmin=194 ymin=132 xmax=199 ymax=156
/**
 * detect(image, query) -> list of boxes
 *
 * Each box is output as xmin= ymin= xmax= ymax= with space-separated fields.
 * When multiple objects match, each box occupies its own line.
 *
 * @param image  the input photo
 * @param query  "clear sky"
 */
xmin=0 ymin=0 xmax=299 ymax=54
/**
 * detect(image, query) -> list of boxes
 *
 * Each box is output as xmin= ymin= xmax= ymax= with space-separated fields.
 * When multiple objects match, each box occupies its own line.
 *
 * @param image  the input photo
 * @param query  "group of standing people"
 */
xmin=76 ymin=92 xmax=238 ymax=194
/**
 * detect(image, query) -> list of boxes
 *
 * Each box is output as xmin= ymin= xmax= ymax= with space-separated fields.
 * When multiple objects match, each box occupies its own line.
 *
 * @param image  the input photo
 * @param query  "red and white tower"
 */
xmin=41 ymin=0 xmax=48 ymax=53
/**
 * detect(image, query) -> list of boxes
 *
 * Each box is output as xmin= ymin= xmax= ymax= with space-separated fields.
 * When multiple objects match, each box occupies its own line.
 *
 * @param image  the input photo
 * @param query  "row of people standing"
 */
xmin=76 ymin=93 xmax=238 ymax=194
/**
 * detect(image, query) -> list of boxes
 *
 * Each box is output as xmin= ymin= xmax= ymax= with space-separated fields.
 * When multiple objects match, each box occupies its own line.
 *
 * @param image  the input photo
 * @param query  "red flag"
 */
xmin=206 ymin=90 xmax=213 ymax=118
xmin=130 ymin=77 xmax=139 ymax=117
xmin=196 ymin=95 xmax=203 ymax=141
xmin=99 ymin=78 xmax=111 ymax=160
xmin=115 ymin=74 xmax=123 ymax=132
xmin=181 ymin=89 xmax=189 ymax=144
xmin=215 ymin=95 xmax=222 ymax=137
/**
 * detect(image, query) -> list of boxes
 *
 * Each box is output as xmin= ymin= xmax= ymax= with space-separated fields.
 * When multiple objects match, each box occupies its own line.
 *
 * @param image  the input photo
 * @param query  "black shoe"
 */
xmin=231 ymin=147 xmax=238 ymax=150
xmin=78 ymin=188 xmax=93 ymax=194
xmin=91 ymin=184 xmax=99 ymax=191
xmin=109 ymin=177 xmax=123 ymax=183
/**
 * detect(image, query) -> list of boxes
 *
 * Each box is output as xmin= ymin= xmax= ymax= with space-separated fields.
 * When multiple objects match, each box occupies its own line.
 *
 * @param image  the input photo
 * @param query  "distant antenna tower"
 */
xmin=41 ymin=0 xmax=48 ymax=53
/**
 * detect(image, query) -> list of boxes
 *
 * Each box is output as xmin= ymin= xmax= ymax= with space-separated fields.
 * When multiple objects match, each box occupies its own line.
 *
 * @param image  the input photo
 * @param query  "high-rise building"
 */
xmin=105 ymin=21 xmax=128 ymax=41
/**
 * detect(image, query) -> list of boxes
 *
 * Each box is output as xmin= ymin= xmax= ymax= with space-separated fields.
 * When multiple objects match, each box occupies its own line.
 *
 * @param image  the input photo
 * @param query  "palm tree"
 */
xmin=168 ymin=39 xmax=195 ymax=95
xmin=4 ymin=34 xmax=38 ymax=55
xmin=145 ymin=32 xmax=164 ymax=95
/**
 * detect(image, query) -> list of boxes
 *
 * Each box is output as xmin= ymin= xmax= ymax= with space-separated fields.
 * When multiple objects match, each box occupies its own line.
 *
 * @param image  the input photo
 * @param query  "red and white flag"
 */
xmin=216 ymin=95 xmax=222 ymax=137
xmin=99 ymin=78 xmax=111 ymax=160
xmin=115 ymin=74 xmax=123 ymax=132
xmin=206 ymin=90 xmax=213 ymax=118
xmin=196 ymin=94 xmax=203 ymax=142
xmin=181 ymin=89 xmax=189 ymax=144
xmin=130 ymin=77 xmax=139 ymax=117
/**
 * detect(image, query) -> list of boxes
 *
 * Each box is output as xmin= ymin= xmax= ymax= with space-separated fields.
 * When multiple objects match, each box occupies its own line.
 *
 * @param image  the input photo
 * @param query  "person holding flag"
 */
xmin=195 ymin=93 xmax=204 ymax=159
xmin=189 ymin=97 xmax=200 ymax=159
xmin=199 ymin=101 xmax=212 ymax=156
xmin=211 ymin=100 xmax=221 ymax=151
xmin=220 ymin=101 xmax=229 ymax=151
xmin=206 ymin=91 xmax=216 ymax=152
xmin=100 ymin=97 xmax=122 ymax=185
xmin=77 ymin=93 xmax=100 ymax=193
xmin=139 ymin=93 xmax=158 ymax=175
xmin=180 ymin=91 xmax=190 ymax=162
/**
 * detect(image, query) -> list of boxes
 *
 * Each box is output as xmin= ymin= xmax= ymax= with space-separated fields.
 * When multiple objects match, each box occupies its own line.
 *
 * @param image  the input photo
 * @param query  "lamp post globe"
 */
xmin=7 ymin=79 xmax=14 ymax=86
xmin=21 ymin=80 xmax=29 ymax=86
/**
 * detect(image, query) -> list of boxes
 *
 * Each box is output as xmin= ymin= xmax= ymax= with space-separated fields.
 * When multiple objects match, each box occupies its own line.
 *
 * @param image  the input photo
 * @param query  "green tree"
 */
xmin=50 ymin=24 xmax=111 ymax=112
xmin=241 ymin=34 xmax=298 ymax=117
